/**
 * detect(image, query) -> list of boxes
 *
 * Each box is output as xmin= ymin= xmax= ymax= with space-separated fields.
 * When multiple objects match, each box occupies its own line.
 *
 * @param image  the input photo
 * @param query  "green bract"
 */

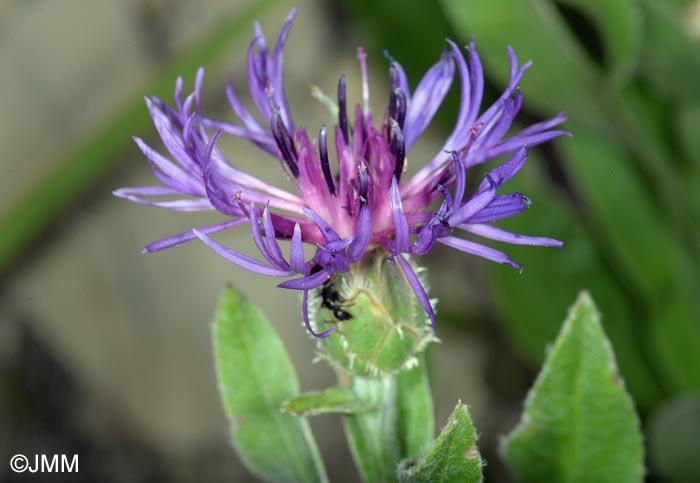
xmin=313 ymin=249 xmax=437 ymax=376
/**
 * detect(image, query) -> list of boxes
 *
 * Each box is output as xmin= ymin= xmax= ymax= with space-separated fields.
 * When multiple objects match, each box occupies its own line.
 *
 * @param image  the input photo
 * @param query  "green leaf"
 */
xmin=398 ymin=402 xmax=483 ymax=483
xmin=556 ymin=0 xmax=642 ymax=87
xmin=638 ymin=0 xmax=700 ymax=104
xmin=648 ymin=394 xmax=700 ymax=483
xmin=679 ymin=104 xmax=700 ymax=169
xmin=213 ymin=286 xmax=327 ymax=483
xmin=397 ymin=353 xmax=435 ymax=459
xmin=281 ymin=386 xmax=374 ymax=416
xmin=679 ymin=104 xmax=700 ymax=230
xmin=502 ymin=292 xmax=644 ymax=483
xmin=562 ymin=128 xmax=683 ymax=300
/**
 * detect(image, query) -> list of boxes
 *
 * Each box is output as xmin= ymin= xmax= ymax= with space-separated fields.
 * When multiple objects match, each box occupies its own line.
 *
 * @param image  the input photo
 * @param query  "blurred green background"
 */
xmin=1 ymin=0 xmax=698 ymax=482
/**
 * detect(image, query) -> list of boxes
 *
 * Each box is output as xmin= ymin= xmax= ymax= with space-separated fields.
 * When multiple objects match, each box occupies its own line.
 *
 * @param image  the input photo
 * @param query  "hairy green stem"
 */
xmin=343 ymin=376 xmax=399 ymax=483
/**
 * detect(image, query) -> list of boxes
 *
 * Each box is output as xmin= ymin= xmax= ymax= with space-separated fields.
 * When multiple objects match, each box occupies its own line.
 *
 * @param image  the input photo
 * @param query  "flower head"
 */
xmin=115 ymin=8 xmax=568 ymax=338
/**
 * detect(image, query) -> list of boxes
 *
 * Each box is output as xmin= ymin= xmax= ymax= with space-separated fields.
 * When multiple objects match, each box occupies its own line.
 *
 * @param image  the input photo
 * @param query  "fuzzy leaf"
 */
xmin=281 ymin=386 xmax=374 ymax=416
xmin=502 ymin=292 xmax=644 ymax=483
xmin=213 ymin=286 xmax=327 ymax=483
xmin=398 ymin=402 xmax=483 ymax=483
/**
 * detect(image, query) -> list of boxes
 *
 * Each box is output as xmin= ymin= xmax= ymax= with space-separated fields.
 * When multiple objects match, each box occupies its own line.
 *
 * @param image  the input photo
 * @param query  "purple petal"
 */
xmin=146 ymin=99 xmax=199 ymax=173
xmin=478 ymin=147 xmax=527 ymax=191
xmin=279 ymin=267 xmax=332 ymax=290
xmin=439 ymin=236 xmax=521 ymax=269
xmin=432 ymin=39 xmax=482 ymax=153
xmin=225 ymin=78 xmax=266 ymax=134
xmin=403 ymin=50 xmax=455 ymax=150
xmin=448 ymin=183 xmax=496 ymax=226
xmin=303 ymin=209 xmax=341 ymax=243
xmin=517 ymin=112 xmax=567 ymax=137
xmin=247 ymin=34 xmax=272 ymax=122
xmin=134 ymin=137 xmax=203 ymax=196
xmin=390 ymin=177 xmax=410 ymax=253
xmin=203 ymin=161 xmax=243 ymax=217
xmin=391 ymin=60 xmax=412 ymax=101
xmin=316 ymin=238 xmax=354 ymax=272
xmin=194 ymin=229 xmax=295 ymax=276
xmin=113 ymin=194 xmax=212 ymax=211
xmin=460 ymin=224 xmax=564 ymax=247
xmin=475 ymin=130 xmax=571 ymax=165
xmin=478 ymin=47 xmax=531 ymax=124
xmin=263 ymin=202 xmax=290 ymax=269
xmin=396 ymin=255 xmax=436 ymax=331
xmin=358 ymin=47 xmax=371 ymax=118
xmin=290 ymin=223 xmax=305 ymax=273
xmin=466 ymin=39 xmax=484 ymax=126
xmin=410 ymin=225 xmax=437 ymax=256
xmin=113 ymin=185 xmax=182 ymax=197
xmin=347 ymin=204 xmax=372 ymax=262
xmin=444 ymin=40 xmax=471 ymax=142
xmin=204 ymin=129 xmax=223 ymax=166
xmin=194 ymin=67 xmax=204 ymax=115
xmin=174 ymin=76 xmax=184 ymax=112
xmin=143 ymin=218 xmax=246 ymax=253
xmin=464 ymin=193 xmax=531 ymax=224
xmin=452 ymin=151 xmax=466 ymax=207
xmin=303 ymin=290 xmax=337 ymax=338
xmin=201 ymin=118 xmax=277 ymax=155
xmin=248 ymin=203 xmax=278 ymax=267
xmin=270 ymin=8 xmax=298 ymax=130
xmin=210 ymin=154 xmax=305 ymax=208
xmin=472 ymin=93 xmax=520 ymax=153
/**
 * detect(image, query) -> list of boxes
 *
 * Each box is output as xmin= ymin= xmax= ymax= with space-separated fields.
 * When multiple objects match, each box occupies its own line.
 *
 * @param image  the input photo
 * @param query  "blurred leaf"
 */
xmin=213 ymin=286 xmax=327 ymax=483
xmin=562 ymin=128 xmax=682 ymax=299
xmin=439 ymin=0 xmax=608 ymax=130
xmin=649 ymin=297 xmax=700 ymax=391
xmin=638 ymin=0 xmax=700 ymax=104
xmin=338 ymin=0 xmax=454 ymax=81
xmin=679 ymin=104 xmax=700 ymax=167
xmin=680 ymin=104 xmax=700 ymax=238
xmin=0 ymin=0 xmax=276 ymax=275
xmin=281 ymin=386 xmax=373 ymax=416
xmin=439 ymin=0 xmax=687 ymax=231
xmin=502 ymin=292 xmax=644 ymax=483
xmin=441 ymin=0 xmax=697 ymax=402
xmin=556 ymin=0 xmax=642 ymax=87
xmin=614 ymin=86 xmax=697 ymax=254
xmin=487 ymin=153 xmax=662 ymax=408
xmin=398 ymin=402 xmax=483 ymax=483
xmin=563 ymin=128 xmax=700 ymax=390
xmin=397 ymin=353 xmax=435 ymax=459
xmin=648 ymin=393 xmax=700 ymax=483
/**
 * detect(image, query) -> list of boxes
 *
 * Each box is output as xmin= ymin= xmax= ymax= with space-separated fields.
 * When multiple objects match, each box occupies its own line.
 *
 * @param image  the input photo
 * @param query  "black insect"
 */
xmin=320 ymin=279 xmax=353 ymax=321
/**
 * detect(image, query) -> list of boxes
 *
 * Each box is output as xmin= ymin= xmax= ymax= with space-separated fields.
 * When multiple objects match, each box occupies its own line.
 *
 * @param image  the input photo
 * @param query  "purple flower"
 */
xmin=115 ymin=8 xmax=568 ymax=337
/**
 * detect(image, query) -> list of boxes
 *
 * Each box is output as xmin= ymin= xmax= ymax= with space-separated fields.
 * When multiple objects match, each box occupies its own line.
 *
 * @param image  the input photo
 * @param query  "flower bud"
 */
xmin=312 ymin=249 xmax=437 ymax=376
